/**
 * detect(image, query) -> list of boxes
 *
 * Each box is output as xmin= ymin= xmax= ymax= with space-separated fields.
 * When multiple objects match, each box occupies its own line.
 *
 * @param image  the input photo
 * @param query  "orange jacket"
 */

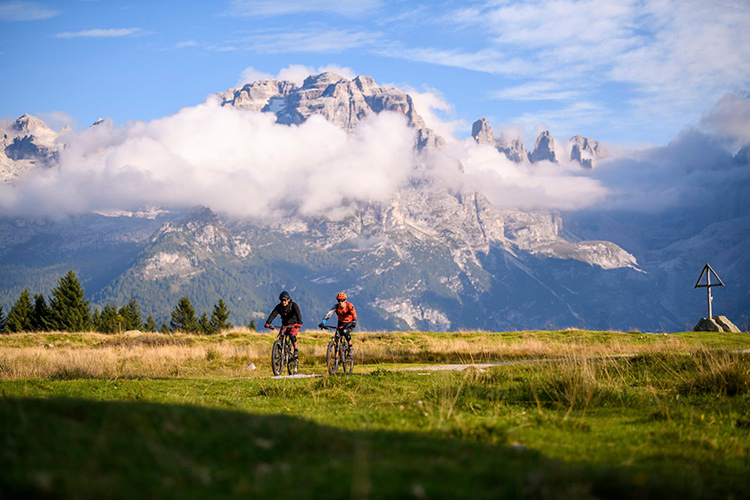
xmin=323 ymin=301 xmax=357 ymax=323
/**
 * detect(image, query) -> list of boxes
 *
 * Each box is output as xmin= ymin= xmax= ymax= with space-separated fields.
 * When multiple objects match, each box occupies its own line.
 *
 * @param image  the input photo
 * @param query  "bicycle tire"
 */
xmin=326 ymin=339 xmax=339 ymax=375
xmin=271 ymin=339 xmax=283 ymax=376
xmin=343 ymin=343 xmax=354 ymax=374
xmin=286 ymin=336 xmax=298 ymax=375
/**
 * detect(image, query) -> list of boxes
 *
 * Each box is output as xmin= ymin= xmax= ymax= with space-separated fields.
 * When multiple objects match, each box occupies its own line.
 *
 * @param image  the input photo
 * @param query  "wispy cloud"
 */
xmin=367 ymin=0 xmax=750 ymax=144
xmin=0 ymin=0 xmax=58 ymax=21
xmin=226 ymin=0 xmax=383 ymax=18
xmin=491 ymin=82 xmax=581 ymax=101
xmin=54 ymin=28 xmax=148 ymax=39
xmin=376 ymin=44 xmax=531 ymax=75
xmin=176 ymin=40 xmax=199 ymax=49
xmin=217 ymin=28 xmax=378 ymax=53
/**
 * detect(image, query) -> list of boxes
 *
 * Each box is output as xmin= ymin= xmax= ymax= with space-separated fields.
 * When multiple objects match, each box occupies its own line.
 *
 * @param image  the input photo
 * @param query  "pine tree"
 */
xmin=119 ymin=295 xmax=143 ymax=331
xmin=170 ymin=296 xmax=198 ymax=333
xmin=159 ymin=322 xmax=170 ymax=334
xmin=209 ymin=299 xmax=232 ymax=332
xmin=92 ymin=309 xmax=101 ymax=331
xmin=0 ymin=304 xmax=6 ymax=333
xmin=145 ymin=315 xmax=157 ymax=332
xmin=249 ymin=319 xmax=256 ymax=331
xmin=198 ymin=312 xmax=216 ymax=334
xmin=49 ymin=270 xmax=92 ymax=332
xmin=96 ymin=304 xmax=120 ymax=333
xmin=6 ymin=289 xmax=34 ymax=332
xmin=32 ymin=293 xmax=53 ymax=332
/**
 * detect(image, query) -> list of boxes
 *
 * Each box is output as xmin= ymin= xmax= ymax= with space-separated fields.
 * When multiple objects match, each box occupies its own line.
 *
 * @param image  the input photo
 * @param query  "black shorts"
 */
xmin=338 ymin=321 xmax=356 ymax=342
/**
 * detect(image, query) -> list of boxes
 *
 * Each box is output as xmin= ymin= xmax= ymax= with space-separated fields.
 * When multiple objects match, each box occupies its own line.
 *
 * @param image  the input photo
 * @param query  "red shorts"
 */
xmin=280 ymin=324 xmax=301 ymax=338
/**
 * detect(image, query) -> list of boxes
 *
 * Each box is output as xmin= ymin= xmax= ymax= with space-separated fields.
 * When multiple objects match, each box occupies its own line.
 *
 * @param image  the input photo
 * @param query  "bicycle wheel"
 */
xmin=326 ymin=339 xmax=339 ymax=375
xmin=286 ymin=337 xmax=298 ymax=375
xmin=342 ymin=343 xmax=354 ymax=374
xmin=271 ymin=339 xmax=283 ymax=376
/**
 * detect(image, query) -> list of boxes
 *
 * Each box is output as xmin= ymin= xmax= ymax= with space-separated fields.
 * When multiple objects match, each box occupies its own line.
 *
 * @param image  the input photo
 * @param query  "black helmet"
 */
xmin=279 ymin=291 xmax=290 ymax=301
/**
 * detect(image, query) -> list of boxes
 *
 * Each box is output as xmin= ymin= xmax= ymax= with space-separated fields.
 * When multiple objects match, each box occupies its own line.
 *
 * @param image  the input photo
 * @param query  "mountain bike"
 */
xmin=267 ymin=325 xmax=299 ymax=376
xmin=321 ymin=325 xmax=353 ymax=375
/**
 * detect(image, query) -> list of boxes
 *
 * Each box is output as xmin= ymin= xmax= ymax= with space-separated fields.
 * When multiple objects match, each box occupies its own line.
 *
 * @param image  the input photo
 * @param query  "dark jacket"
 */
xmin=265 ymin=301 xmax=303 ymax=326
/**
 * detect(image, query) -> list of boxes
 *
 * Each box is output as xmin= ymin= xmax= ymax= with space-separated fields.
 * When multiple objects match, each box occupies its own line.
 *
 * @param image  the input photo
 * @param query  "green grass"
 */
xmin=1 ymin=330 xmax=749 ymax=498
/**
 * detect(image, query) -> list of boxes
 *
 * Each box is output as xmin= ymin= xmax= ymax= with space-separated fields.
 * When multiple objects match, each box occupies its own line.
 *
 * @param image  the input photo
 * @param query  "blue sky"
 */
xmin=1 ymin=0 xmax=749 ymax=147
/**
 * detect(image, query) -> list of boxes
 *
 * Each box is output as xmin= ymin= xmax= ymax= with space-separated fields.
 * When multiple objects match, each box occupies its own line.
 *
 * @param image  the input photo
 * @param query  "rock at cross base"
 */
xmin=693 ymin=316 xmax=741 ymax=333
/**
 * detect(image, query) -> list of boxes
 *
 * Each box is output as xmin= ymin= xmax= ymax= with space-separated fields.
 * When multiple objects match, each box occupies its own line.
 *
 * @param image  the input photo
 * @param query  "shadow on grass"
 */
xmin=0 ymin=396 xmax=732 ymax=500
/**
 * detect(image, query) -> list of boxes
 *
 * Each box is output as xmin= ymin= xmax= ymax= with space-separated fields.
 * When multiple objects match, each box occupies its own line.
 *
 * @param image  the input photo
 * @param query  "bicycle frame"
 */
xmin=267 ymin=324 xmax=299 ymax=376
xmin=322 ymin=325 xmax=353 ymax=375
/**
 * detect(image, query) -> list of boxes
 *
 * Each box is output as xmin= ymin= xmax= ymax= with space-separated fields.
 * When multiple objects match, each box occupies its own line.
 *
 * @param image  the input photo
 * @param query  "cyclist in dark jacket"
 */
xmin=265 ymin=291 xmax=303 ymax=358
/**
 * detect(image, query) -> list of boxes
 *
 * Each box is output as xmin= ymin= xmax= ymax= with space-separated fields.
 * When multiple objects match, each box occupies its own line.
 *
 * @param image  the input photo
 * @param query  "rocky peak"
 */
xmin=12 ymin=114 xmax=53 ymax=135
xmin=1 ymin=114 xmax=61 ymax=172
xmin=218 ymin=79 xmax=298 ymax=112
xmin=529 ymin=130 xmax=557 ymax=163
xmin=570 ymin=135 xmax=606 ymax=169
xmin=471 ymin=118 xmax=495 ymax=145
xmin=497 ymin=133 xmax=529 ymax=163
xmin=219 ymin=73 xmax=444 ymax=150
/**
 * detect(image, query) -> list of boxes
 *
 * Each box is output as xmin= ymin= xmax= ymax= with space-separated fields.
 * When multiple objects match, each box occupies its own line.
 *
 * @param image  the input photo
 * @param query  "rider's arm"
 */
xmin=265 ymin=304 xmax=280 ymax=326
xmin=350 ymin=303 xmax=357 ymax=322
xmin=321 ymin=305 xmax=336 ymax=323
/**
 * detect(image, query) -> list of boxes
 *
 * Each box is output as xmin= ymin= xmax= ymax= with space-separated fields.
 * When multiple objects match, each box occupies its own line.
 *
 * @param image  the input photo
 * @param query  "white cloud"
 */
xmin=0 ymin=99 xmax=418 ymax=219
xmin=422 ymin=140 xmax=608 ymax=211
xmin=54 ymin=28 xmax=147 ymax=39
xmin=699 ymin=93 xmax=750 ymax=150
xmin=0 ymin=96 xmax=610 ymax=218
xmin=235 ymin=67 xmax=274 ymax=87
xmin=226 ymin=0 xmax=383 ymax=17
xmin=36 ymin=111 xmax=75 ymax=132
xmin=0 ymin=1 xmax=58 ymax=21
xmin=402 ymin=85 xmax=464 ymax=142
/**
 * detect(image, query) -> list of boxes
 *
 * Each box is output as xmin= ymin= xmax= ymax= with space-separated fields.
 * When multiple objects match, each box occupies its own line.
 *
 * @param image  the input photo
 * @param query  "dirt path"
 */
xmin=265 ymin=354 xmax=639 ymax=378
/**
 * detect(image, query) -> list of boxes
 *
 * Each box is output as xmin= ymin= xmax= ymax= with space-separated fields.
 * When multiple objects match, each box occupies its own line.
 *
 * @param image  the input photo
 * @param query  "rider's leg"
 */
xmin=291 ymin=325 xmax=300 ymax=358
xmin=341 ymin=322 xmax=354 ymax=348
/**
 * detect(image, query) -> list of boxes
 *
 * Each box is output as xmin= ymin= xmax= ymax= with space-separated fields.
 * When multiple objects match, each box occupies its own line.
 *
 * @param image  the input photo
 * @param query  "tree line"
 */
xmin=0 ymin=270 xmax=242 ymax=334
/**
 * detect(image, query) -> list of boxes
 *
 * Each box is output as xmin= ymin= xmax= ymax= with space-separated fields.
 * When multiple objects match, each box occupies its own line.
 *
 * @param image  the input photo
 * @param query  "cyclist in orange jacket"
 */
xmin=318 ymin=292 xmax=357 ymax=350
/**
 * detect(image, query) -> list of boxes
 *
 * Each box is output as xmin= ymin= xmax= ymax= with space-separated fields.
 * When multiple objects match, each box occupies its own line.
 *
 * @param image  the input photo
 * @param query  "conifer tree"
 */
xmin=32 ymin=293 xmax=53 ymax=332
xmin=249 ymin=319 xmax=256 ymax=331
xmin=209 ymin=299 xmax=232 ymax=332
xmin=6 ymin=289 xmax=34 ymax=332
xmin=0 ymin=304 xmax=6 ymax=333
xmin=119 ymin=295 xmax=143 ymax=331
xmin=97 ymin=304 xmax=120 ymax=333
xmin=92 ymin=308 xmax=101 ymax=331
xmin=49 ymin=270 xmax=92 ymax=332
xmin=170 ymin=296 xmax=198 ymax=333
xmin=198 ymin=312 xmax=215 ymax=334
xmin=159 ymin=322 xmax=170 ymax=334
xmin=145 ymin=315 xmax=157 ymax=332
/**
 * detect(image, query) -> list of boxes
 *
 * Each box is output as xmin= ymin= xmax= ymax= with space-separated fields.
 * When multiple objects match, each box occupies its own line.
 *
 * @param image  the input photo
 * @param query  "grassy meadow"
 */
xmin=1 ymin=328 xmax=749 ymax=498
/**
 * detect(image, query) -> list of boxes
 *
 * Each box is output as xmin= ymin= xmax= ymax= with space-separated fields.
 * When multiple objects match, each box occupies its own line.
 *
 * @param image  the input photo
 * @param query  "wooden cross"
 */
xmin=694 ymin=263 xmax=725 ymax=319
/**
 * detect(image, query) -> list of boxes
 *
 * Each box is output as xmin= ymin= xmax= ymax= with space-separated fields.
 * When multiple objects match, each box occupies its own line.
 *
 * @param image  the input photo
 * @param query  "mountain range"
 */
xmin=1 ymin=73 xmax=748 ymax=332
